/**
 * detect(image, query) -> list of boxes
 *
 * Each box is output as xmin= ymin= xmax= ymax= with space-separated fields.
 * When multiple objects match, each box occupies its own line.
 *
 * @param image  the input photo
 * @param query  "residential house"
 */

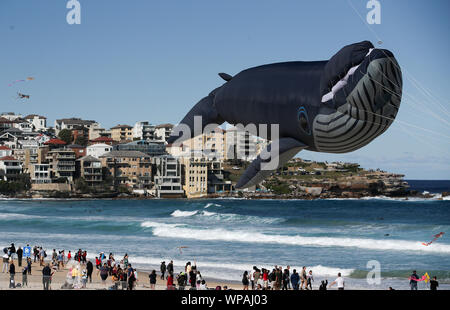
xmin=24 ymin=114 xmax=47 ymax=131
xmin=0 ymin=145 xmax=12 ymax=157
xmin=90 ymin=136 xmax=114 ymax=145
xmin=54 ymin=118 xmax=99 ymax=136
xmin=86 ymin=143 xmax=113 ymax=158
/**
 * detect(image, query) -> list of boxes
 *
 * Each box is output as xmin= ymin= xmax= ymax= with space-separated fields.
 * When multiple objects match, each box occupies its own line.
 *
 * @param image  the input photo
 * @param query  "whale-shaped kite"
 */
xmin=167 ymin=41 xmax=403 ymax=189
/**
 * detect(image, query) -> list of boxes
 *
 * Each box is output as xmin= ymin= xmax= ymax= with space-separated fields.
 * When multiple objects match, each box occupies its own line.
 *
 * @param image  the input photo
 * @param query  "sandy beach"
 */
xmin=0 ymin=258 xmax=241 ymax=290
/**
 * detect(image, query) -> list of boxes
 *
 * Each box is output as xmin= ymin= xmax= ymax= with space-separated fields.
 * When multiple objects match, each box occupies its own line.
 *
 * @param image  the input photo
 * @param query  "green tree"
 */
xmin=74 ymin=135 xmax=88 ymax=146
xmin=58 ymin=129 xmax=73 ymax=144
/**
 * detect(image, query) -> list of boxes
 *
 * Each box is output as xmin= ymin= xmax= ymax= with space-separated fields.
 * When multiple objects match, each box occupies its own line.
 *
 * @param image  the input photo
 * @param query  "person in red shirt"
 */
xmin=167 ymin=272 xmax=174 ymax=289
xmin=67 ymin=251 xmax=71 ymax=261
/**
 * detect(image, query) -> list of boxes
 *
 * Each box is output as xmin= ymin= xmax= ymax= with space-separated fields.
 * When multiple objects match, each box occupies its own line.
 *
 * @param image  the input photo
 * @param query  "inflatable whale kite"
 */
xmin=167 ymin=41 xmax=402 ymax=189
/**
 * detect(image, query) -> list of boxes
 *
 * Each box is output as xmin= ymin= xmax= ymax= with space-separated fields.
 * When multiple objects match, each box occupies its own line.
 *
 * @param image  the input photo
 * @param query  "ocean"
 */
xmin=1 ymin=181 xmax=449 ymax=290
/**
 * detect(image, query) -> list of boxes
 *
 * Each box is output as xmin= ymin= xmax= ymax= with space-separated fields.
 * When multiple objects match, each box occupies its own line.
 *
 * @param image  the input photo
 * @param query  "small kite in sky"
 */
xmin=17 ymin=92 xmax=30 ymax=99
xmin=422 ymin=232 xmax=445 ymax=246
xmin=177 ymin=246 xmax=189 ymax=254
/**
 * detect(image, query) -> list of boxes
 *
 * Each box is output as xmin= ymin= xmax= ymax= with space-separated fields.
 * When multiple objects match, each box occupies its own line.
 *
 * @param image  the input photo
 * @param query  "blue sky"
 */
xmin=0 ymin=0 xmax=449 ymax=179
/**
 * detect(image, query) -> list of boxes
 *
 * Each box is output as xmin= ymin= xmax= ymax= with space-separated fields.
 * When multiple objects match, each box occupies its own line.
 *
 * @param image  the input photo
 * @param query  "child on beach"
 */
xmin=307 ymin=270 xmax=314 ymax=290
xmin=22 ymin=266 xmax=28 ymax=287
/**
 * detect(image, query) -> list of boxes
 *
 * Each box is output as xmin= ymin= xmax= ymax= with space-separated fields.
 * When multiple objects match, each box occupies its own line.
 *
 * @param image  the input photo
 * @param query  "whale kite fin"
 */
xmin=235 ymin=138 xmax=307 ymax=189
xmin=218 ymin=73 xmax=233 ymax=81
xmin=167 ymin=94 xmax=224 ymax=145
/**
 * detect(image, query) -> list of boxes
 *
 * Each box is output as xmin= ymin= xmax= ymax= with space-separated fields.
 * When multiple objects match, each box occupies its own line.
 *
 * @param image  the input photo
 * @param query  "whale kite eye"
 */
xmin=298 ymin=107 xmax=311 ymax=135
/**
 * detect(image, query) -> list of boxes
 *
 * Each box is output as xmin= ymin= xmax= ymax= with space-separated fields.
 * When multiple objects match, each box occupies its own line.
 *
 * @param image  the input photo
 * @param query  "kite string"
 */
xmin=363 ymin=69 xmax=450 ymax=128
xmin=346 ymin=0 xmax=450 ymax=115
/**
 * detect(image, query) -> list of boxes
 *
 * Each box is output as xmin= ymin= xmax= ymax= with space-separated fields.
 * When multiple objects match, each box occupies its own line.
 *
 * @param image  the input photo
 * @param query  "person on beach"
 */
xmin=167 ymin=260 xmax=174 ymax=275
xmin=86 ymin=259 xmax=93 ymax=283
xmin=122 ymin=253 xmax=129 ymax=269
xmin=17 ymin=247 xmax=23 ymax=267
xmin=160 ymin=261 xmax=166 ymax=280
xmin=282 ymin=269 xmax=290 ymax=290
xmin=22 ymin=266 xmax=28 ymax=287
xmin=127 ymin=264 xmax=136 ymax=290
xmin=95 ymin=256 xmax=101 ymax=270
xmin=27 ymin=257 xmax=32 ymax=274
xmin=250 ymin=267 xmax=255 ymax=290
xmin=256 ymin=274 xmax=264 ymax=290
xmin=430 ymin=276 xmax=439 ymax=290
xmin=410 ymin=270 xmax=419 ymax=290
xmin=300 ymin=266 xmax=307 ymax=290
xmin=199 ymin=280 xmax=208 ymax=290
xmin=9 ymin=260 xmax=16 ymax=288
xmin=242 ymin=271 xmax=250 ymax=290
xmin=149 ymin=270 xmax=157 ymax=289
xmin=100 ymin=263 xmax=109 ymax=285
xmin=42 ymin=263 xmax=52 ymax=290
xmin=290 ymin=269 xmax=299 ymax=290
xmin=177 ymin=272 xmax=186 ymax=290
xmin=9 ymin=243 xmax=16 ymax=260
xmin=253 ymin=267 xmax=260 ymax=290
xmin=263 ymin=269 xmax=269 ymax=289
xmin=307 ymin=270 xmax=314 ymax=290
xmin=167 ymin=272 xmax=174 ymax=290
xmin=2 ymin=251 xmax=9 ymax=273
xmin=329 ymin=272 xmax=345 ymax=290
xmin=67 ymin=251 xmax=72 ymax=261
xmin=81 ymin=269 xmax=88 ymax=288
xmin=120 ymin=267 xmax=128 ymax=290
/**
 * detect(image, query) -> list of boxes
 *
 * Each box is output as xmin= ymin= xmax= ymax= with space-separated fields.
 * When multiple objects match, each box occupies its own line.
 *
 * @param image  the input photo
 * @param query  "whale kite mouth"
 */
xmin=321 ymin=48 xmax=374 ymax=103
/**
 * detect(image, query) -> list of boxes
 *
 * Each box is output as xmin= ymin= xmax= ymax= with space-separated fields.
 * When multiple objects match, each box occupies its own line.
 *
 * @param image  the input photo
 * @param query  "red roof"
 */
xmin=0 ymin=156 xmax=16 ymax=161
xmin=0 ymin=145 xmax=11 ymax=150
xmin=91 ymin=136 xmax=113 ymax=142
xmin=44 ymin=138 xmax=67 ymax=145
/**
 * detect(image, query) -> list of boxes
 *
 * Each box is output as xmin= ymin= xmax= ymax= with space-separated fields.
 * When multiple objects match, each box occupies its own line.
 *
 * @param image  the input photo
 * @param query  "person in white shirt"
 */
xmin=329 ymin=272 xmax=345 ymax=290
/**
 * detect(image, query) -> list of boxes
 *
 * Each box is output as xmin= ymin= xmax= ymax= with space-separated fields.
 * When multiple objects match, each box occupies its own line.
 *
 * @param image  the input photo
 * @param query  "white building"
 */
xmin=0 ymin=112 xmax=22 ymax=121
xmin=86 ymin=143 xmax=113 ymax=158
xmin=30 ymin=164 xmax=51 ymax=184
xmin=133 ymin=121 xmax=156 ymax=140
xmin=0 ymin=155 xmax=22 ymax=181
xmin=54 ymin=118 xmax=99 ymax=135
xmin=155 ymin=123 xmax=174 ymax=142
xmin=153 ymin=155 xmax=184 ymax=198
xmin=24 ymin=114 xmax=47 ymax=131
xmin=0 ymin=145 xmax=12 ymax=157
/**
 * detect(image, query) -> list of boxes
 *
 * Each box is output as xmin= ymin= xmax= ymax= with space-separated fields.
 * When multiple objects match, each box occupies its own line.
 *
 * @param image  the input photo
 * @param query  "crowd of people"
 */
xmin=1 ymin=242 xmax=442 ymax=290
xmin=241 ymin=266 xmax=320 ymax=290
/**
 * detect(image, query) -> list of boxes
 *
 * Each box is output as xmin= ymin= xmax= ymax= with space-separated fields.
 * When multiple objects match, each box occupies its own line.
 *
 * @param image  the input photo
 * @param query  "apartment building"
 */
xmin=86 ymin=143 xmax=113 ymax=158
xmin=133 ymin=121 xmax=156 ymax=140
xmin=110 ymin=124 xmax=133 ymax=142
xmin=46 ymin=149 xmax=76 ymax=181
xmin=181 ymin=157 xmax=208 ymax=198
xmin=114 ymin=140 xmax=166 ymax=156
xmin=0 ymin=155 xmax=22 ymax=181
xmin=30 ymin=164 xmax=51 ymax=184
xmin=152 ymin=155 xmax=184 ymax=198
xmin=100 ymin=150 xmax=152 ymax=189
xmin=77 ymin=155 xmax=103 ymax=186
xmin=155 ymin=124 xmax=173 ymax=142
